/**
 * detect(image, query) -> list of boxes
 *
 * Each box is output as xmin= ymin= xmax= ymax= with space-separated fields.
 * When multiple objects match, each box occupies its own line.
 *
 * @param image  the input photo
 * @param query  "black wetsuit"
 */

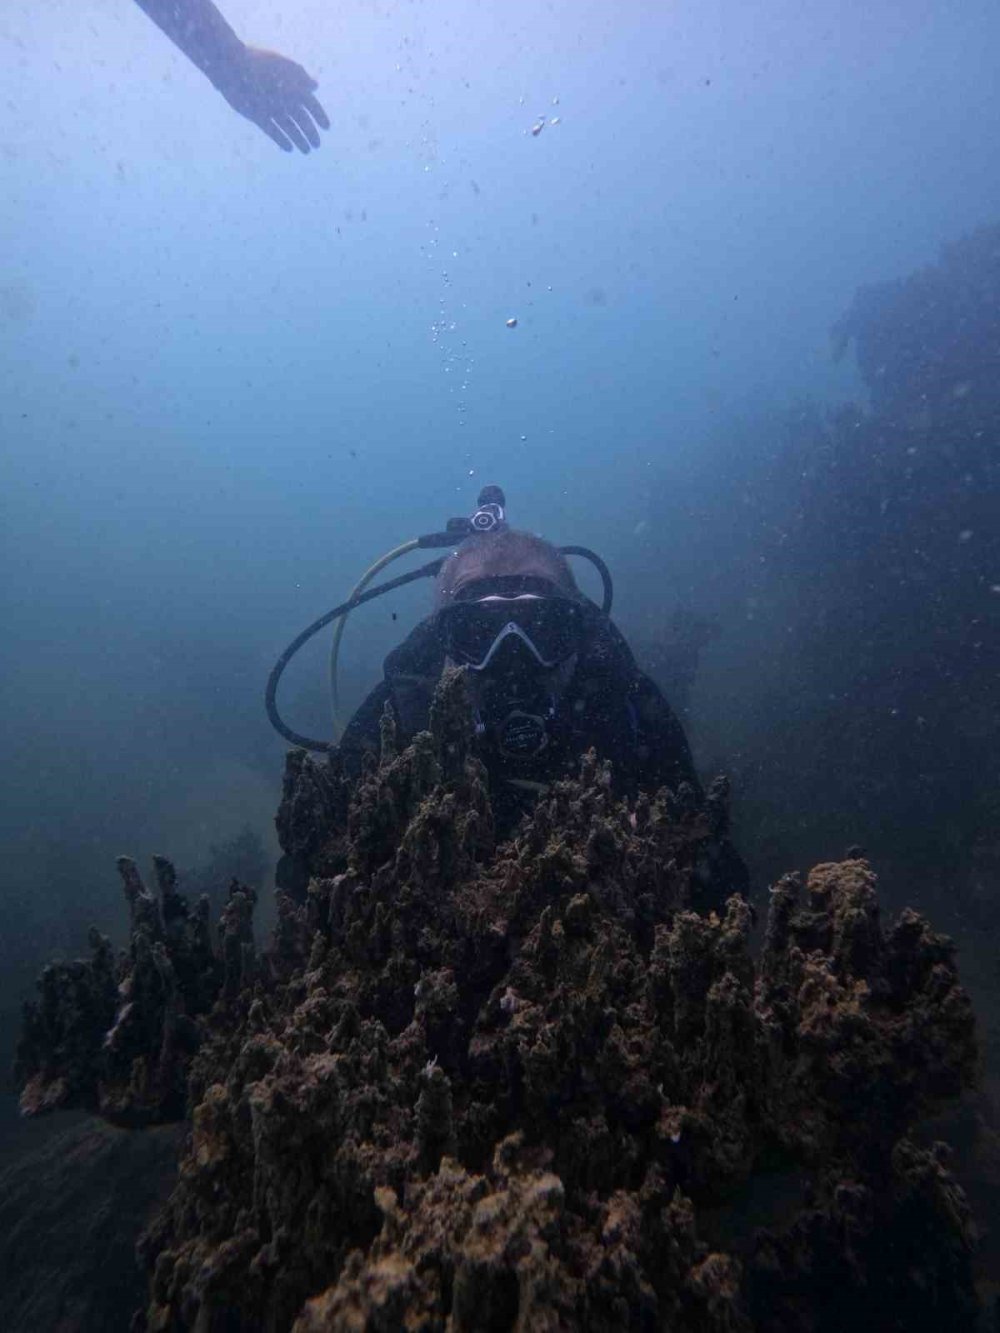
xmin=341 ymin=603 xmax=699 ymax=808
xmin=336 ymin=604 xmax=749 ymax=907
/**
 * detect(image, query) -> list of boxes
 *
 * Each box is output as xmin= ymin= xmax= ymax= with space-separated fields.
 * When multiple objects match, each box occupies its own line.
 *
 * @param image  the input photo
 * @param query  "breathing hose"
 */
xmin=265 ymin=557 xmax=444 ymax=752
xmin=329 ymin=539 xmax=419 ymax=740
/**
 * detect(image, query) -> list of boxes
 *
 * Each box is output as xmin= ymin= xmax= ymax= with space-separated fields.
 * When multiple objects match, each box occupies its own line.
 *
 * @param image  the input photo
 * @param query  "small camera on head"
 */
xmin=471 ymin=503 xmax=504 ymax=532
xmin=470 ymin=484 xmax=507 ymax=533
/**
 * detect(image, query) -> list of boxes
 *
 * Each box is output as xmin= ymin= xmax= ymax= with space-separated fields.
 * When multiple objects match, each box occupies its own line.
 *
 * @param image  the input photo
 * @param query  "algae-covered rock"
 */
xmin=15 ymin=668 xmax=982 ymax=1329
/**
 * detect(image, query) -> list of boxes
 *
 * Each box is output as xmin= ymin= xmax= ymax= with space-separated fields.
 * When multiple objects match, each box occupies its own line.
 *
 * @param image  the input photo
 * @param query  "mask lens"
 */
xmin=442 ymin=602 xmax=507 ymax=665
xmin=517 ymin=598 xmax=583 ymax=663
xmin=442 ymin=597 xmax=582 ymax=668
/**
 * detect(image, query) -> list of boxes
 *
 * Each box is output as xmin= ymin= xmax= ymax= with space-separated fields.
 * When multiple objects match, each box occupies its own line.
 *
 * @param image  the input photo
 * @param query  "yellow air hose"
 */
xmin=329 ymin=539 xmax=420 ymax=739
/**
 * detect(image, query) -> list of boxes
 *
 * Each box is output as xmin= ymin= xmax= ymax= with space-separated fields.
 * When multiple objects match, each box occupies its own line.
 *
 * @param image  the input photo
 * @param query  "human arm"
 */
xmin=134 ymin=0 xmax=330 ymax=152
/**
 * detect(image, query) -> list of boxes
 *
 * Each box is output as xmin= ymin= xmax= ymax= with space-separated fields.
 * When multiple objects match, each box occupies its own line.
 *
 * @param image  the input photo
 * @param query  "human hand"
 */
xmin=215 ymin=45 xmax=330 ymax=153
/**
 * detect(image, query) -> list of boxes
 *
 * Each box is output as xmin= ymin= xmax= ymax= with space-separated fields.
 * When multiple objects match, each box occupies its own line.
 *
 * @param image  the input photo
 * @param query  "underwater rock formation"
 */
xmin=761 ymin=221 xmax=1000 ymax=912
xmin=16 ymin=853 xmax=255 ymax=1127
xmin=832 ymin=221 xmax=1000 ymax=412
xmin=16 ymin=669 xmax=981 ymax=1329
xmin=182 ymin=825 xmax=269 ymax=920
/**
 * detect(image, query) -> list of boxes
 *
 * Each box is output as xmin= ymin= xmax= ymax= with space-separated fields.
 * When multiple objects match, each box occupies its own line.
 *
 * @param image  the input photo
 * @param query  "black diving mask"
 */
xmin=440 ymin=577 xmax=586 ymax=671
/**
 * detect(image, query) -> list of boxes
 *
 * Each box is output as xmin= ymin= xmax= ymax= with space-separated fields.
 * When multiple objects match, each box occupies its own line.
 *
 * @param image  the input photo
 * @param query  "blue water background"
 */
xmin=2 ymin=0 xmax=1000 ymax=1019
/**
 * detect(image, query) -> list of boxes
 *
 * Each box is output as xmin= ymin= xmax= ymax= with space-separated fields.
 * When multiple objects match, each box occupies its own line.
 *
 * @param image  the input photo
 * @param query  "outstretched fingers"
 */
xmin=272 ymin=110 xmax=313 ymax=154
xmin=258 ymin=116 xmax=295 ymax=152
xmin=303 ymin=92 xmax=330 ymax=132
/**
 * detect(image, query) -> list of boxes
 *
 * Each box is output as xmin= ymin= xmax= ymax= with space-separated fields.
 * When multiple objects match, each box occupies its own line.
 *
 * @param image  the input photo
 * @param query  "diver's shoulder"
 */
xmin=383 ymin=614 xmax=445 ymax=677
xmin=578 ymin=607 xmax=640 ymax=677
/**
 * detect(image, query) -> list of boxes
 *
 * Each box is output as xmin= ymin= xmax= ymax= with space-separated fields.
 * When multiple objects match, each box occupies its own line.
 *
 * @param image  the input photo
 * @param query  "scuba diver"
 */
xmin=266 ymin=486 xmax=748 ymax=905
xmin=339 ymin=526 xmax=700 ymax=820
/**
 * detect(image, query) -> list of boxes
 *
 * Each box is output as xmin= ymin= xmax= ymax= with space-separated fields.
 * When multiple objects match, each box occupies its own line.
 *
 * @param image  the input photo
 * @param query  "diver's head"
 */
xmin=435 ymin=529 xmax=586 ymax=672
xmin=435 ymin=530 xmax=586 ymax=758
xmin=435 ymin=528 xmax=580 ymax=608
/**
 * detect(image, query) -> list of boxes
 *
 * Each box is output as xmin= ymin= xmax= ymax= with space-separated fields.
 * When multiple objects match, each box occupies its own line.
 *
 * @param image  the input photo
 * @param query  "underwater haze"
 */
xmin=3 ymin=0 xmax=1000 ymax=1119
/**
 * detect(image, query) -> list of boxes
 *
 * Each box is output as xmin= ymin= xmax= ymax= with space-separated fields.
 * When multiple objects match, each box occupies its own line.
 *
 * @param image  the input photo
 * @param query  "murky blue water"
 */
xmin=2 ymin=0 xmax=999 ymax=1111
